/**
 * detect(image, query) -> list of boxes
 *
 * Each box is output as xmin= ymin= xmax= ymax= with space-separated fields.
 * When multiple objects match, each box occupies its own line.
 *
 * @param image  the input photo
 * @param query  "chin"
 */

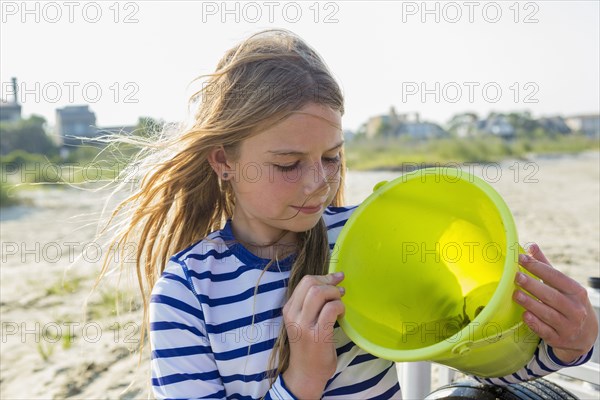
xmin=285 ymin=214 xmax=324 ymax=232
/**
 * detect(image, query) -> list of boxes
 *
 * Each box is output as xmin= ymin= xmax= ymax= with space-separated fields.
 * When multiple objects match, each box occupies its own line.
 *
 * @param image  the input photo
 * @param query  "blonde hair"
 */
xmin=98 ymin=28 xmax=346 ymax=386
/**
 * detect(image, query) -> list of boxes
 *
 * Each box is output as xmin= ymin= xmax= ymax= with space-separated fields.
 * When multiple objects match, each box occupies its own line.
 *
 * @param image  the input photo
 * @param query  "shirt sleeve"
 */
xmin=150 ymin=259 xmax=305 ymax=399
xmin=150 ymin=259 xmax=225 ymax=399
xmin=472 ymin=339 xmax=595 ymax=386
xmin=264 ymin=375 xmax=299 ymax=400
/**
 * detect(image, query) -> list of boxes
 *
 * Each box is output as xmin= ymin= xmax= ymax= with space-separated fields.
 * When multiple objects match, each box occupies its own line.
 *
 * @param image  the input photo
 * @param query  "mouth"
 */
xmin=291 ymin=204 xmax=323 ymax=214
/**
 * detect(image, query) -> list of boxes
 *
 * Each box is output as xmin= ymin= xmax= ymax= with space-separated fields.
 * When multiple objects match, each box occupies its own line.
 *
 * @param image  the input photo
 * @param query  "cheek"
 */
xmin=277 ymin=168 xmax=304 ymax=185
xmin=325 ymin=163 xmax=342 ymax=186
xmin=239 ymin=163 xmax=264 ymax=183
xmin=325 ymin=163 xmax=341 ymax=180
xmin=328 ymin=177 xmax=341 ymax=200
xmin=254 ymin=167 xmax=299 ymax=199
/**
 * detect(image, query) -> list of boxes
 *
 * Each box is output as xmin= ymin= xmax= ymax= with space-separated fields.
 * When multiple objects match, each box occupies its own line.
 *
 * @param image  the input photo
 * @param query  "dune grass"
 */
xmin=344 ymin=134 xmax=599 ymax=170
xmin=0 ymin=181 xmax=19 ymax=206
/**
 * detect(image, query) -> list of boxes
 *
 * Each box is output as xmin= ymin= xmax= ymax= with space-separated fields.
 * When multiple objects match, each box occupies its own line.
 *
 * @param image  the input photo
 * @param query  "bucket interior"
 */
xmin=333 ymin=173 xmax=514 ymax=353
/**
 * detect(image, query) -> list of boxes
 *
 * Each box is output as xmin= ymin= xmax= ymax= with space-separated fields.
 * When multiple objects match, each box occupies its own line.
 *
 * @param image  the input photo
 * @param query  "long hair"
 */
xmin=97 ymin=28 xmax=346 ymax=385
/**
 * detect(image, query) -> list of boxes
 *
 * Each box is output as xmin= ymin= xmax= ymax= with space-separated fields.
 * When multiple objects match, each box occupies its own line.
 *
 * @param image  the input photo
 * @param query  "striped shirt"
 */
xmin=150 ymin=206 xmax=593 ymax=399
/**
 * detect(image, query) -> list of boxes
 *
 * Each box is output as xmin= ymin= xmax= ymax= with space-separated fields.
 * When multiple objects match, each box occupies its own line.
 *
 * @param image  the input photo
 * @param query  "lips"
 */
xmin=291 ymin=204 xmax=323 ymax=214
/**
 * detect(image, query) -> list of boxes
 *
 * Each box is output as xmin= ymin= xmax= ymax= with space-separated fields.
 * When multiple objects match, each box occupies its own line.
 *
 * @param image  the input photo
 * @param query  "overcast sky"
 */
xmin=2 ymin=1 xmax=599 ymax=131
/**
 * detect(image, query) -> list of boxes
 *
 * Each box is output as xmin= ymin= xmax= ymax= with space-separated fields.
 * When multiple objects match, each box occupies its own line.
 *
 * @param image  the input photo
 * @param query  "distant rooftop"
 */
xmin=56 ymin=105 xmax=93 ymax=113
xmin=566 ymin=114 xmax=600 ymax=119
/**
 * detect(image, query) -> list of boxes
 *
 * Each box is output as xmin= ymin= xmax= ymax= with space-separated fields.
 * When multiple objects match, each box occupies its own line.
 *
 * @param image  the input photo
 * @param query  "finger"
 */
xmin=515 ymin=270 xmax=573 ymax=318
xmin=518 ymin=254 xmax=582 ymax=295
xmin=287 ymin=273 xmax=344 ymax=313
xmin=326 ymin=271 xmax=345 ymax=285
xmin=520 ymin=309 xmax=560 ymax=346
xmin=526 ymin=242 xmax=551 ymax=265
xmin=285 ymin=276 xmax=322 ymax=315
xmin=302 ymin=284 xmax=344 ymax=322
xmin=317 ymin=300 xmax=345 ymax=328
xmin=513 ymin=289 xmax=569 ymax=329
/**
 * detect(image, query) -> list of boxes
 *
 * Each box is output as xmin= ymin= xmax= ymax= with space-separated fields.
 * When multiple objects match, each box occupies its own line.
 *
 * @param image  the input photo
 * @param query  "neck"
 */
xmin=230 ymin=220 xmax=299 ymax=260
xmin=244 ymin=240 xmax=298 ymax=261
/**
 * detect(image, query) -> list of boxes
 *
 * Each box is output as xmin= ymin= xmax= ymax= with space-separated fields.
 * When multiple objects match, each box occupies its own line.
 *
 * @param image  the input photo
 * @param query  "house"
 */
xmin=366 ymin=107 xmax=448 ymax=139
xmin=0 ymin=78 xmax=22 ymax=122
xmin=366 ymin=115 xmax=391 ymax=139
xmin=395 ymin=121 xmax=447 ymax=140
xmin=447 ymin=113 xmax=479 ymax=138
xmin=55 ymin=105 xmax=98 ymax=147
xmin=537 ymin=116 xmax=571 ymax=135
xmin=0 ymin=99 xmax=21 ymax=122
xmin=477 ymin=115 xmax=515 ymax=138
xmin=565 ymin=114 xmax=600 ymax=138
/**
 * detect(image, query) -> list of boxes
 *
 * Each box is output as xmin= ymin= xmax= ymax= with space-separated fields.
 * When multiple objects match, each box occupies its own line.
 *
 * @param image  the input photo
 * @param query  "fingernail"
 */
xmin=514 ymin=291 xmax=526 ymax=303
xmin=518 ymin=254 xmax=528 ymax=264
xmin=530 ymin=243 xmax=538 ymax=253
xmin=338 ymin=286 xmax=345 ymax=295
xmin=529 ymin=243 xmax=540 ymax=251
xmin=516 ymin=272 xmax=527 ymax=284
xmin=333 ymin=272 xmax=344 ymax=280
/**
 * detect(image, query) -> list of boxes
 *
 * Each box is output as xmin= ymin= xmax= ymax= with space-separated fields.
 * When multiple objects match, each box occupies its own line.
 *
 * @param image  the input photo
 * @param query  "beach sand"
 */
xmin=1 ymin=152 xmax=598 ymax=399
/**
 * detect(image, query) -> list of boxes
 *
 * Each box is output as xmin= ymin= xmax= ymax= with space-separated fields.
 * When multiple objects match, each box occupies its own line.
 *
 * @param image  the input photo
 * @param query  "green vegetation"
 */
xmin=45 ymin=276 xmax=85 ymax=296
xmin=0 ymin=181 xmax=18 ymax=206
xmin=0 ymin=115 xmax=59 ymax=158
xmin=36 ymin=340 xmax=55 ymax=361
xmin=86 ymin=288 xmax=141 ymax=320
xmin=35 ymin=315 xmax=79 ymax=360
xmin=61 ymin=327 xmax=75 ymax=350
xmin=345 ymin=134 xmax=599 ymax=170
xmin=87 ymin=289 xmax=120 ymax=320
xmin=0 ymin=116 xmax=163 ymax=205
xmin=0 ymin=145 xmax=136 ymax=185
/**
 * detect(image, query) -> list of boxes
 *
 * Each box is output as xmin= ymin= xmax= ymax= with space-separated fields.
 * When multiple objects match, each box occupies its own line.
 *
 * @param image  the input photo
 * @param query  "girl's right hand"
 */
xmin=281 ymin=272 xmax=345 ymax=399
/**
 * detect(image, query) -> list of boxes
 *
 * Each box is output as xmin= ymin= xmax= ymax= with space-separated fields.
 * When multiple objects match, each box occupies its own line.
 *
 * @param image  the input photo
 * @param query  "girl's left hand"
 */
xmin=513 ymin=243 xmax=598 ymax=364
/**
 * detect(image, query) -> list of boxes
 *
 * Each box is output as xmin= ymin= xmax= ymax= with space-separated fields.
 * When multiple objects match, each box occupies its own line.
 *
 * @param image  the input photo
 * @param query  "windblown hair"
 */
xmin=97 ymin=29 xmax=346 ymax=385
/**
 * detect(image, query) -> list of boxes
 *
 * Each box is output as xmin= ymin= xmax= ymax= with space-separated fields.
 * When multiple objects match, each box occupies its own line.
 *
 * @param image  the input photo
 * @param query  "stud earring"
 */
xmin=222 ymin=172 xmax=229 ymax=179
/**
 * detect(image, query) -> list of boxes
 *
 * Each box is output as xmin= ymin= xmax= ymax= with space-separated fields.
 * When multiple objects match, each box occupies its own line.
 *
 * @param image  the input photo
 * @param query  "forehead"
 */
xmin=243 ymin=104 xmax=343 ymax=153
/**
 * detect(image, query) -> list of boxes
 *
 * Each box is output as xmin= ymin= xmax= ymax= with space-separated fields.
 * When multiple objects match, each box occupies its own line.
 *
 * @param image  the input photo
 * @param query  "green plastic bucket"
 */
xmin=329 ymin=168 xmax=540 ymax=377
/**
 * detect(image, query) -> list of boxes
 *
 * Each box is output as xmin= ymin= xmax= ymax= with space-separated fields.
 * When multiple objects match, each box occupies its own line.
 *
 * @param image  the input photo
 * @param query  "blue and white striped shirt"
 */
xmin=150 ymin=206 xmax=592 ymax=399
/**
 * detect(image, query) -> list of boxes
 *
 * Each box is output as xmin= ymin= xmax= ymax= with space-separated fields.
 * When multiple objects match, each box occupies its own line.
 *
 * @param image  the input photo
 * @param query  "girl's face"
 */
xmin=226 ymin=103 xmax=343 ymax=247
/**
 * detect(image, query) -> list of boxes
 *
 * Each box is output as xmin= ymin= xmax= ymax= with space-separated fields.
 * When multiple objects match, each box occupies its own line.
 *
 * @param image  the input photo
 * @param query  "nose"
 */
xmin=303 ymin=160 xmax=330 ymax=198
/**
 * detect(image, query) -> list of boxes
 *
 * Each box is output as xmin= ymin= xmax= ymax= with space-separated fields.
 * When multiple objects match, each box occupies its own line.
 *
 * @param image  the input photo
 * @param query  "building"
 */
xmin=55 ymin=105 xmax=98 ymax=147
xmin=366 ymin=115 xmax=391 ymax=139
xmin=0 ymin=77 xmax=22 ymax=122
xmin=366 ymin=107 xmax=447 ymax=139
xmin=565 ymin=114 xmax=600 ymax=138
xmin=447 ymin=113 xmax=479 ymax=138
xmin=0 ymin=99 xmax=21 ymax=122
xmin=537 ymin=116 xmax=571 ymax=135
xmin=396 ymin=121 xmax=447 ymax=139
xmin=477 ymin=115 xmax=515 ymax=138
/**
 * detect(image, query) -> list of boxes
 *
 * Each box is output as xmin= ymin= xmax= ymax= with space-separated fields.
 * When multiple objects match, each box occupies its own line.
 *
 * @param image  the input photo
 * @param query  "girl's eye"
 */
xmin=273 ymin=155 xmax=340 ymax=173
xmin=274 ymin=161 xmax=300 ymax=172
xmin=323 ymin=155 xmax=341 ymax=164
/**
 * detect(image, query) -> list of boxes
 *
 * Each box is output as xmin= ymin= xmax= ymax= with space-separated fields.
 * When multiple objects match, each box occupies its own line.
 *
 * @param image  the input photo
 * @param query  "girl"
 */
xmin=102 ymin=29 xmax=597 ymax=399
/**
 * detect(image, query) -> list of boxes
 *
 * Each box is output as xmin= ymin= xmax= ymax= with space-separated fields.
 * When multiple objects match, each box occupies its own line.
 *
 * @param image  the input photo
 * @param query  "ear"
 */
xmin=208 ymin=146 xmax=233 ymax=180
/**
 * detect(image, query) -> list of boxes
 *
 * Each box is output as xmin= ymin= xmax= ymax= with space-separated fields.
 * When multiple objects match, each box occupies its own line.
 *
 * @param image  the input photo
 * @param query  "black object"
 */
xmin=588 ymin=277 xmax=600 ymax=290
xmin=424 ymin=378 xmax=578 ymax=400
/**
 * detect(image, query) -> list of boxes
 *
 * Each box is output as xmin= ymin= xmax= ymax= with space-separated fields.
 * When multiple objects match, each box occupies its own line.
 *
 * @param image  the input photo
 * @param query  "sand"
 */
xmin=1 ymin=152 xmax=598 ymax=399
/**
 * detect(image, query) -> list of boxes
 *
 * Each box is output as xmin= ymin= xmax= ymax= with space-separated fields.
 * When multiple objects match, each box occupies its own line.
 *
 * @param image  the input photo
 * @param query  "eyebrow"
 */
xmin=267 ymin=141 xmax=344 ymax=156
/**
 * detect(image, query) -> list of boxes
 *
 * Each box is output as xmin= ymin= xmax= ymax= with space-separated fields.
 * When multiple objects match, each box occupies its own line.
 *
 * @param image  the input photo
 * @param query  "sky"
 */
xmin=1 ymin=0 xmax=599 ymax=132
